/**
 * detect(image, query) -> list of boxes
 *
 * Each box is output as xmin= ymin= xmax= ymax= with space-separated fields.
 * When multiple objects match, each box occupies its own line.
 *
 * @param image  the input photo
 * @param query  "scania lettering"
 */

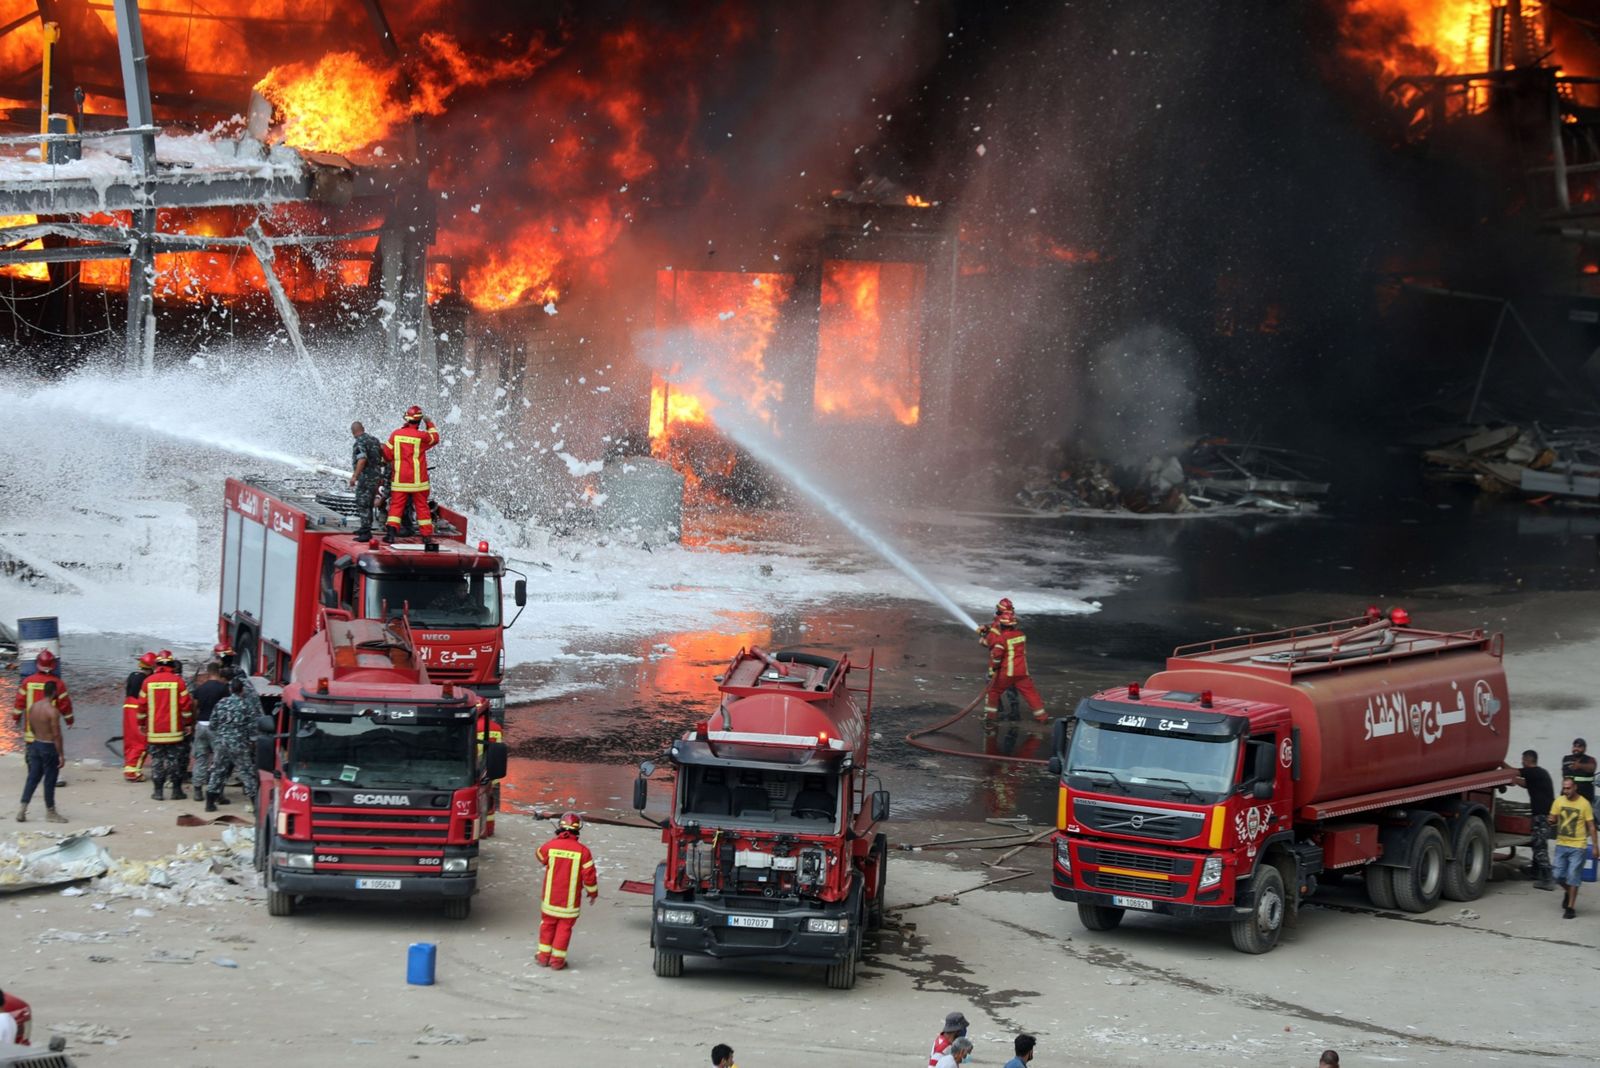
xmin=1047 ymin=613 xmax=1521 ymax=953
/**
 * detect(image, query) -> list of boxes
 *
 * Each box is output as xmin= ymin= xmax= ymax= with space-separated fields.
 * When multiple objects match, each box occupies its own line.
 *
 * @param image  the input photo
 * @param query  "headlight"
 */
xmin=1055 ymin=837 xmax=1072 ymax=874
xmin=490 ymin=693 xmax=506 ymax=714
xmin=1199 ymin=855 xmax=1224 ymax=889
xmin=443 ymin=857 xmax=476 ymax=873
xmin=805 ymin=917 xmax=848 ymax=934
xmin=659 ymin=908 xmax=696 ymax=926
xmin=274 ymin=852 xmax=313 ymax=870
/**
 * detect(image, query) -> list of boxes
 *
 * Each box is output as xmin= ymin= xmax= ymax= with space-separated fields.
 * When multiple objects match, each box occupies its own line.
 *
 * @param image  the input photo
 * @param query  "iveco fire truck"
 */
xmin=219 ymin=477 xmax=525 ymax=716
xmin=254 ymin=609 xmax=507 ymax=919
xmin=634 ymin=648 xmax=890 ymax=989
xmin=1048 ymin=613 xmax=1518 ymax=953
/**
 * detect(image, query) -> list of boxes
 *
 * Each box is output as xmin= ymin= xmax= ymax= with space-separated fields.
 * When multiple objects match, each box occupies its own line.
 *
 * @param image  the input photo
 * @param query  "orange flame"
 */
xmin=814 ymin=260 xmax=922 ymax=426
xmin=904 ymin=194 xmax=934 ymax=208
xmin=0 ymin=215 xmax=48 ymax=281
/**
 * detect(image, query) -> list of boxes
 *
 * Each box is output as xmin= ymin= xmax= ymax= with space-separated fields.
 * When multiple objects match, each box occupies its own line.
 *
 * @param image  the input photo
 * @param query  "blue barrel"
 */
xmin=1583 ymin=846 xmax=1598 ymax=885
xmin=16 ymin=616 xmax=60 ymax=675
xmin=406 ymin=942 xmax=437 ymax=985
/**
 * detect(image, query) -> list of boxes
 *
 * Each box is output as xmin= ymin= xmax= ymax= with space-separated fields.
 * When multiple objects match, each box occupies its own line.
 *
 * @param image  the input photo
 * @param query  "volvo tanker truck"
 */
xmin=1047 ymin=612 xmax=1519 ymax=953
xmin=633 ymin=648 xmax=891 ymax=989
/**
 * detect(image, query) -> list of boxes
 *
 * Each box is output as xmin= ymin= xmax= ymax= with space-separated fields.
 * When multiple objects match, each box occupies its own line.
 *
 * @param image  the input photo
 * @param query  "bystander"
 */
xmin=1560 ymin=739 xmax=1596 ymax=806
xmin=1551 ymin=775 xmax=1598 ymax=919
xmin=1003 ymin=1033 xmax=1036 ymax=1067
xmin=16 ymin=681 xmax=67 ymax=823
xmin=1517 ymin=749 xmax=1557 ymax=890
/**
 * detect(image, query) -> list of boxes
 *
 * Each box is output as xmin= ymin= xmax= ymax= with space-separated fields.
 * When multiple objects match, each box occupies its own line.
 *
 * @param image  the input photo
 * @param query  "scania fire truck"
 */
xmin=219 ymin=477 xmax=525 ymax=716
xmin=254 ymin=609 xmax=507 ymax=919
xmin=634 ymin=648 xmax=891 ymax=989
xmin=1048 ymin=613 xmax=1519 ymax=953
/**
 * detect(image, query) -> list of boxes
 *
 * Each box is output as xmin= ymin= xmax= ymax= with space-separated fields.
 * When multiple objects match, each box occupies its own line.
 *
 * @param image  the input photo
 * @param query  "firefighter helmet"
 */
xmin=138 ymin=652 xmax=158 ymax=669
xmin=155 ymin=649 xmax=176 ymax=667
xmin=404 ymin=404 xmax=424 ymax=423
xmin=1389 ymin=607 xmax=1411 ymax=627
xmin=558 ymin=811 xmax=582 ymax=835
xmin=996 ymin=597 xmax=1014 ymax=615
xmin=34 ymin=649 xmax=56 ymax=670
xmin=212 ymin=642 xmax=234 ymax=658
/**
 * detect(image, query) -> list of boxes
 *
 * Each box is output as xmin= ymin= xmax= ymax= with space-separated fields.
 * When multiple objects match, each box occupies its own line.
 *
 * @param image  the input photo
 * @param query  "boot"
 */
xmin=383 ymin=529 xmax=396 ymax=544
xmin=171 ymin=783 xmax=187 ymax=801
xmin=15 ymin=805 xmax=25 ymax=822
xmin=151 ymin=782 xmax=165 ymax=801
xmin=548 ymin=957 xmax=566 ymax=971
xmin=1536 ymin=878 xmax=1558 ymax=891
xmin=535 ymin=952 xmax=550 ymax=967
xmin=214 ymin=793 xmax=232 ymax=805
xmin=205 ymin=793 xmax=218 ymax=813
xmin=46 ymin=808 xmax=67 ymax=824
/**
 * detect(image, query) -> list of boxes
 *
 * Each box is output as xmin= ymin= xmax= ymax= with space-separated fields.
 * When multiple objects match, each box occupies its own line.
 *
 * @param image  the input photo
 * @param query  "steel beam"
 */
xmin=111 ymin=0 xmax=155 ymax=372
xmin=0 ymin=242 xmax=127 ymax=266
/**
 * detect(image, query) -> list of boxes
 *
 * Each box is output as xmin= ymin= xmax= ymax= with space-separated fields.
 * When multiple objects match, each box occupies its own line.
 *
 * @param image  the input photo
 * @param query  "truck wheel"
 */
xmin=1077 ymin=903 xmax=1124 ymax=931
xmin=1393 ymin=824 xmax=1446 ymax=913
xmin=1230 ymin=866 xmax=1285 ymax=954
xmin=267 ymin=889 xmax=296 ymax=917
xmin=235 ymin=630 xmax=257 ymax=677
xmin=867 ymin=834 xmax=888 ymax=930
xmin=1442 ymin=816 xmax=1491 ymax=902
xmin=1364 ymin=864 xmax=1397 ymax=910
xmin=825 ymin=947 xmax=857 ymax=990
xmin=443 ymin=896 xmax=471 ymax=920
xmin=653 ymin=948 xmax=683 ymax=978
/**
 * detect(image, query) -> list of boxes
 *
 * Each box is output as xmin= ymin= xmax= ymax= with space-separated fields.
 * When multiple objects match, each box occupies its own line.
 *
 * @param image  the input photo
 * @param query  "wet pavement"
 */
xmin=9 ymin=486 xmax=1600 ymax=828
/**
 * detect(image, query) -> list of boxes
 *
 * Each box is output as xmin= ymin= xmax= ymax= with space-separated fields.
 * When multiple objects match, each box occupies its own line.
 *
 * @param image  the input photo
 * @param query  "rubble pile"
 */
xmin=1418 ymin=423 xmax=1600 ymax=502
xmin=1017 ymin=437 xmax=1329 ymax=516
xmin=0 ymin=825 xmax=259 ymax=905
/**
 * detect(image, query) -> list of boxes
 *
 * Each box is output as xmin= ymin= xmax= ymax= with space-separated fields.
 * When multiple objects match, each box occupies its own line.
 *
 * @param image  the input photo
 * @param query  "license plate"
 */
xmin=727 ymin=915 xmax=774 ymax=929
xmin=356 ymin=878 xmax=402 ymax=890
xmin=1112 ymin=895 xmax=1153 ymax=910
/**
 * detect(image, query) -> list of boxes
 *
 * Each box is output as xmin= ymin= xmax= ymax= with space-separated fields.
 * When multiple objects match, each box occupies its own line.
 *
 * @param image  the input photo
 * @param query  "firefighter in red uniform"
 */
xmin=11 ymin=649 xmax=74 ymax=742
xmin=121 ymin=652 xmax=158 ymax=781
xmin=381 ymin=405 xmax=440 ymax=542
xmin=137 ymin=654 xmax=195 ymax=800
xmin=475 ymin=699 xmax=504 ymax=836
xmin=978 ymin=597 xmax=1048 ymax=724
xmin=534 ymin=812 xmax=599 ymax=970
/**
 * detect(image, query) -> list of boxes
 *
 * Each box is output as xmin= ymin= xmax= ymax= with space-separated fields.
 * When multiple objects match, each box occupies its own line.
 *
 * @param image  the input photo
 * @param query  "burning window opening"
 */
xmin=815 ymin=260 xmax=924 ymax=427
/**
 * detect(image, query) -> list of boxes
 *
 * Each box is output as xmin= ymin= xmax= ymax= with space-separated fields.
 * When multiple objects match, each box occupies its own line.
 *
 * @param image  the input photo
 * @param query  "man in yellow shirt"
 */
xmin=1551 ymin=776 xmax=1599 ymax=919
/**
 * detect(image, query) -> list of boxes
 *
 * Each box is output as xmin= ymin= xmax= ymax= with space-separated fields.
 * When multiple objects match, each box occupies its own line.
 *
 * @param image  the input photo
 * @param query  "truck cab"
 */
xmin=254 ymin=610 xmax=507 ymax=920
xmin=636 ymin=649 xmax=890 ymax=990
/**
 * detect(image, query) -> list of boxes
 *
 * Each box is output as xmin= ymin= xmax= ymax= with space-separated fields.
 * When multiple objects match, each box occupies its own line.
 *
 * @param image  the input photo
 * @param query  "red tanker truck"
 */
xmin=633 ymin=648 xmax=891 ymax=989
xmin=1048 ymin=613 xmax=1518 ymax=953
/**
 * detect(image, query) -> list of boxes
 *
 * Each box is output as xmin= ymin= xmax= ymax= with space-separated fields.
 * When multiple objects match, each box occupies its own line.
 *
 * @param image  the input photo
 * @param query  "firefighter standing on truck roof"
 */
xmin=534 ymin=812 xmax=599 ymax=971
xmin=348 ymin=421 xmax=387 ymax=540
xmin=978 ymin=598 xmax=1048 ymax=724
xmin=381 ymin=405 xmax=440 ymax=543
xmin=137 ymin=653 xmax=195 ymax=801
xmin=121 ymin=652 xmax=157 ymax=782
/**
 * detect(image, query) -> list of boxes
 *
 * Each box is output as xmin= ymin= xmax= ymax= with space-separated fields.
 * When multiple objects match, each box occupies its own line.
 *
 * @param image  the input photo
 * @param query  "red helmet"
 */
xmin=996 ymin=597 xmax=1014 ymax=615
xmin=138 ymin=652 xmax=158 ymax=669
xmin=34 ymin=649 xmax=56 ymax=670
xmin=558 ymin=811 xmax=582 ymax=834
xmin=155 ymin=649 xmax=176 ymax=668
xmin=404 ymin=404 xmax=424 ymax=423
xmin=1389 ymin=607 xmax=1411 ymax=627
xmin=212 ymin=642 xmax=234 ymax=657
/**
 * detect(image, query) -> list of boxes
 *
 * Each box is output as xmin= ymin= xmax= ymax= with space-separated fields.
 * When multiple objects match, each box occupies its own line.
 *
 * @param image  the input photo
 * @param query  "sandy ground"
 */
xmin=3 ymin=592 xmax=1599 ymax=1066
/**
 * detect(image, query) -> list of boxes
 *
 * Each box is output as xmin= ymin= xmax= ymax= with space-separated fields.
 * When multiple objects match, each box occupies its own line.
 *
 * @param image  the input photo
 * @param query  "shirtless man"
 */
xmin=17 ymin=680 xmax=67 ymax=823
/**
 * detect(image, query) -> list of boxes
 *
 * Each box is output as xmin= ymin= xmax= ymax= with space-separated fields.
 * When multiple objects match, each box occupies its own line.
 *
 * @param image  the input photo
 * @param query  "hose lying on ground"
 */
xmin=904 ymin=690 xmax=1049 ymax=766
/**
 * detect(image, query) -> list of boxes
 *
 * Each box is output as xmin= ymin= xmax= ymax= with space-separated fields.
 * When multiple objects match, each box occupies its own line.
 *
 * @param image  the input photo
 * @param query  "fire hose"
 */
xmin=904 ymin=689 xmax=1049 ymax=766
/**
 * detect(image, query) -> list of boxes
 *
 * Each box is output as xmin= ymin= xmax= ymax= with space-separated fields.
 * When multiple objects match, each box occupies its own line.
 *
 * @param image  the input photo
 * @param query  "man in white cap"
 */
xmin=928 ymin=1012 xmax=969 ymax=1067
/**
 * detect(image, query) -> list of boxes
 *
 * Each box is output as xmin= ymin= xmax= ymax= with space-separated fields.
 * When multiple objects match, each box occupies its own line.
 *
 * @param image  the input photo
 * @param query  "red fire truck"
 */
xmin=1048 ymin=613 xmax=1518 ymax=953
xmin=633 ymin=648 xmax=891 ymax=989
xmin=218 ymin=477 xmax=525 ymax=716
xmin=254 ymin=609 xmax=506 ymax=919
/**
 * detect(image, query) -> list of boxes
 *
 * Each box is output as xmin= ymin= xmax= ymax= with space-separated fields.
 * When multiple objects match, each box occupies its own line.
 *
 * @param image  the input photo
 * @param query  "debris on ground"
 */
xmin=50 ymin=1021 xmax=132 ymax=1045
xmin=1418 ymin=421 xmax=1600 ymax=502
xmin=1016 ymin=436 xmax=1328 ymax=516
xmin=415 ymin=1025 xmax=486 ymax=1045
xmin=0 ymin=832 xmax=114 ymax=893
xmin=94 ymin=829 xmax=258 ymax=906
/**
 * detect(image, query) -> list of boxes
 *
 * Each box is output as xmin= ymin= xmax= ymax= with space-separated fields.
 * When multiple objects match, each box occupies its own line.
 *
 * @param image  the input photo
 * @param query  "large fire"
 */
xmin=815 ymin=260 xmax=922 ymax=426
xmin=1339 ymin=1 xmax=1551 ymax=90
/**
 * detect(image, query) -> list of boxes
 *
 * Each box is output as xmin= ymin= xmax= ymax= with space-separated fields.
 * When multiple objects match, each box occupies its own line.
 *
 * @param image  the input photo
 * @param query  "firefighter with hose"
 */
xmin=534 ymin=812 xmax=599 ymax=971
xmin=977 ymin=597 xmax=1048 ymax=724
xmin=381 ymin=405 xmax=440 ymax=544
xmin=121 ymin=651 xmax=157 ymax=781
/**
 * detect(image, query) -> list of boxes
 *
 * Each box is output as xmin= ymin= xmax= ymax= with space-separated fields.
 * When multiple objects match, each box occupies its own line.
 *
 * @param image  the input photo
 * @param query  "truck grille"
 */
xmin=426 ymin=665 xmax=476 ymax=683
xmin=1073 ymin=798 xmax=1204 ymax=842
xmin=1088 ymin=871 xmax=1176 ymax=898
xmin=311 ymin=807 xmax=451 ymax=847
xmin=713 ymin=927 xmax=789 ymax=949
xmin=1090 ymin=848 xmax=1180 ymax=874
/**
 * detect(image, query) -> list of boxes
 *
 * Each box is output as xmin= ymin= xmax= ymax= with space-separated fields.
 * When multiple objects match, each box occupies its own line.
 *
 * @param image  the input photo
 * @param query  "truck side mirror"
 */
xmin=1253 ymin=744 xmax=1275 ymax=784
xmin=871 ymin=789 xmax=891 ymax=822
xmin=255 ymin=715 xmax=276 ymax=734
xmin=633 ymin=776 xmax=649 ymax=812
xmin=639 ymin=759 xmax=656 ymax=778
xmin=514 ymin=579 xmax=527 ymax=607
xmin=484 ymin=741 xmax=508 ymax=782
xmin=255 ymin=735 xmax=275 ymax=774
xmin=1047 ymin=755 xmax=1063 ymax=776
xmin=1252 ymin=780 xmax=1274 ymax=800
xmin=1051 ymin=717 xmax=1067 ymax=757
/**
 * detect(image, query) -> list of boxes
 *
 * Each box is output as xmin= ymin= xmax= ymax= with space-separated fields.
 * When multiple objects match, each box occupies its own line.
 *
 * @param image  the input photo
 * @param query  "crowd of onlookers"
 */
xmin=1517 ymin=740 xmax=1599 ymax=919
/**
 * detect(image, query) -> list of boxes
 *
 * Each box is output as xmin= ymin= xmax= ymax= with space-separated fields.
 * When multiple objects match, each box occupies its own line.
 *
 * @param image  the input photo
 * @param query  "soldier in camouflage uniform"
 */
xmin=205 ymin=677 xmax=259 ymax=812
xmin=349 ymin=421 xmax=388 ymax=539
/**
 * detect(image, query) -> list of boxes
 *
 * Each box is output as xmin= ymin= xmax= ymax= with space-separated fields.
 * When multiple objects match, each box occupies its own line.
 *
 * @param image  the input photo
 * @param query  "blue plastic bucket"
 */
xmin=406 ymin=942 xmax=437 ymax=985
xmin=1583 ymin=847 xmax=1598 ymax=884
xmin=16 ymin=616 xmax=59 ymax=674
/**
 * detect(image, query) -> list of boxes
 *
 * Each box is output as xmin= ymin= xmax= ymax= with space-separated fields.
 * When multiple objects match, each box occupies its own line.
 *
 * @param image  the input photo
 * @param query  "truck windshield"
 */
xmin=367 ymin=573 xmax=501 ymax=628
xmin=1066 ymin=721 xmax=1238 ymax=802
xmin=289 ymin=714 xmax=474 ymax=790
xmin=677 ymin=765 xmax=842 ymax=831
